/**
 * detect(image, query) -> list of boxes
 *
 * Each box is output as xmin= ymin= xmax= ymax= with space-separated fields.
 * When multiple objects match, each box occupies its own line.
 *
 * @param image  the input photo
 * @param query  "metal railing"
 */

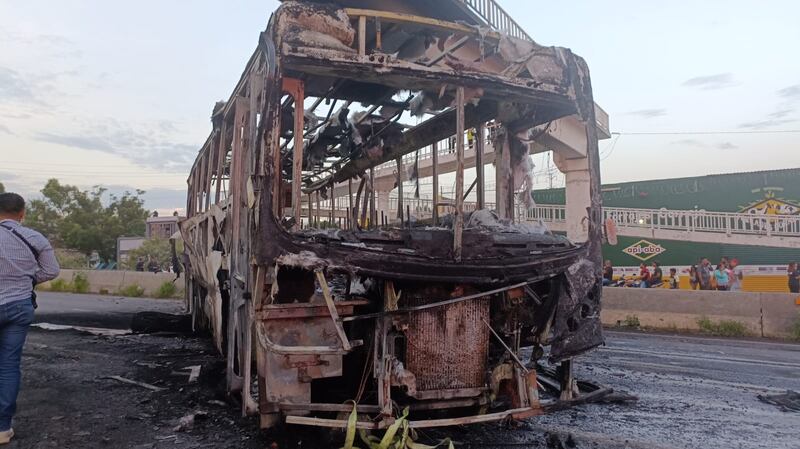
xmin=524 ymin=204 xmax=800 ymax=238
xmin=457 ymin=0 xmax=531 ymax=41
xmin=305 ymin=196 xmax=800 ymax=240
xmin=387 ymin=196 xmax=496 ymax=219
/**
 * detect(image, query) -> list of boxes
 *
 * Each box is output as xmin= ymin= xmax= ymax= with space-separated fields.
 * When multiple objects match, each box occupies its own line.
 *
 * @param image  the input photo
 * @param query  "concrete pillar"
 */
xmin=554 ymin=153 xmax=591 ymax=243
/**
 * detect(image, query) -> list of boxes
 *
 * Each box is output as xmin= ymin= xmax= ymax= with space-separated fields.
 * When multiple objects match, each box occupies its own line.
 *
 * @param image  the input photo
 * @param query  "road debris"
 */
xmin=32 ymin=322 xmax=130 ymax=336
xmin=104 ymin=375 xmax=165 ymax=392
xmin=757 ymin=390 xmax=800 ymax=412
xmin=174 ymin=411 xmax=209 ymax=432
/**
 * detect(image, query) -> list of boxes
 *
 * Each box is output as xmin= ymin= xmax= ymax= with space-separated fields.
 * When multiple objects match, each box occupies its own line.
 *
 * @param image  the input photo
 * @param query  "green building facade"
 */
xmin=533 ymin=168 xmax=800 ymax=267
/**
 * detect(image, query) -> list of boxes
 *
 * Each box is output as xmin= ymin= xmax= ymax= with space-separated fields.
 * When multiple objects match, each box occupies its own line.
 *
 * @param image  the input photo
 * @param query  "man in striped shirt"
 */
xmin=0 ymin=193 xmax=60 ymax=444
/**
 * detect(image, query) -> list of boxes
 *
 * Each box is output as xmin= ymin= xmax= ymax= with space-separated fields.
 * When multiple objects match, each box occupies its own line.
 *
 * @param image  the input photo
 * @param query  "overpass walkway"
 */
xmin=308 ymin=195 xmax=800 ymax=249
xmin=524 ymin=204 xmax=800 ymax=249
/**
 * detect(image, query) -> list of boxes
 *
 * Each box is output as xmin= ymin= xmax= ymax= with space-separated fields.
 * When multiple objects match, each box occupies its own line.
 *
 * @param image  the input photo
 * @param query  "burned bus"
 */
xmin=181 ymin=0 xmax=607 ymax=430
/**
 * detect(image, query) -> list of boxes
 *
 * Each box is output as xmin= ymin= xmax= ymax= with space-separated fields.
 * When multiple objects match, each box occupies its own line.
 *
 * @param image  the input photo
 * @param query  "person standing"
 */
xmin=788 ymin=262 xmax=800 ymax=294
xmin=602 ymin=260 xmax=614 ymax=286
xmin=638 ymin=263 xmax=651 ymax=288
xmin=689 ymin=265 xmax=699 ymax=290
xmin=729 ymin=258 xmax=743 ymax=292
xmin=669 ymin=268 xmax=680 ymax=289
xmin=0 ymin=193 xmax=60 ymax=444
xmin=713 ymin=263 xmax=729 ymax=291
xmin=650 ymin=261 xmax=664 ymax=288
xmin=698 ymin=258 xmax=713 ymax=290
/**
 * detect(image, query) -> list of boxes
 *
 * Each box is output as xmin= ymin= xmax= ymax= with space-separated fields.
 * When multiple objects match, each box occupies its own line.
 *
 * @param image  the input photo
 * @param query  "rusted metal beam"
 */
xmin=476 ymin=124 xmax=485 ymax=209
xmin=495 ymin=129 xmax=512 ymax=219
xmin=347 ymin=178 xmax=354 ymax=230
xmin=315 ymin=270 xmax=352 ymax=351
xmin=454 ymin=86 xmax=465 ymax=261
xmin=395 ymin=156 xmax=404 ymax=221
xmin=326 ymin=101 xmax=497 ymax=187
xmin=358 ymin=15 xmax=367 ymax=56
xmin=431 ymin=141 xmax=439 ymax=225
xmin=214 ymin=123 xmax=228 ymax=204
xmin=369 ymin=167 xmax=376 ymax=229
xmin=282 ymin=78 xmax=305 ymax=229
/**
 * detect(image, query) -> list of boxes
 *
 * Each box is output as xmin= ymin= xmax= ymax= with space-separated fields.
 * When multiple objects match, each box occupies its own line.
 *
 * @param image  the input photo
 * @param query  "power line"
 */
xmin=613 ymin=129 xmax=800 ymax=136
xmin=600 ymin=133 xmax=622 ymax=161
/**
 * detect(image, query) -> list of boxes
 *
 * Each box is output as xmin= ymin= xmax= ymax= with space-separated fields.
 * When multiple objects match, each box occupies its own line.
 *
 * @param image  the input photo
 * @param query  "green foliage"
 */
xmin=622 ymin=315 xmax=641 ymax=328
xmin=154 ymin=281 xmax=178 ymax=299
xmin=117 ymin=285 xmax=145 ymax=298
xmin=0 ymin=181 xmax=5 ymax=193
xmin=791 ymin=318 xmax=800 ymax=341
xmin=697 ymin=316 xmax=748 ymax=337
xmin=71 ymin=272 xmax=90 ymax=293
xmin=42 ymin=272 xmax=91 ymax=294
xmin=55 ymin=249 xmax=89 ymax=269
xmin=122 ymin=238 xmax=174 ymax=271
xmin=24 ymin=179 xmax=149 ymax=262
xmin=47 ymin=279 xmax=71 ymax=292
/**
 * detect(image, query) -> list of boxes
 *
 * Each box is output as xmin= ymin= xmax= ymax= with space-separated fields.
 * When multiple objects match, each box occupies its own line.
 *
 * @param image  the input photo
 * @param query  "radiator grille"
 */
xmin=404 ymin=297 xmax=489 ymax=392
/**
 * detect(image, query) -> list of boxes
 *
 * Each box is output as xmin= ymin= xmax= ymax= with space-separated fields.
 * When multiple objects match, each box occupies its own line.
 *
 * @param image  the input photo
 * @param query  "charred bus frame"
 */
xmin=181 ymin=0 xmax=606 ymax=430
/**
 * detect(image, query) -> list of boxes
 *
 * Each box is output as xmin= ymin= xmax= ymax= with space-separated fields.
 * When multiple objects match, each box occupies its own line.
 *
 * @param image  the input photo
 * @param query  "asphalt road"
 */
xmin=33 ymin=291 xmax=183 ymax=328
xmin=532 ymin=331 xmax=800 ymax=449
xmin=21 ymin=292 xmax=800 ymax=448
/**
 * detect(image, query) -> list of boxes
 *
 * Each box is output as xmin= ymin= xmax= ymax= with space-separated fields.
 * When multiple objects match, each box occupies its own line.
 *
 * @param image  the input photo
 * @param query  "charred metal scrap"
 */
xmin=180 ymin=0 xmax=605 ymax=430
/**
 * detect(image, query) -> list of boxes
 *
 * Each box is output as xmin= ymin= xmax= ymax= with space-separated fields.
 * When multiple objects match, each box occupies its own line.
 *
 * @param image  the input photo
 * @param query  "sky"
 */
xmin=1 ymin=0 xmax=798 ymax=212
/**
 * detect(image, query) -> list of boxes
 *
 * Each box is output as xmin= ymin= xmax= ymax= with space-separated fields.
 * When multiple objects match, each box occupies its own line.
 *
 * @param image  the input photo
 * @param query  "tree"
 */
xmin=25 ymin=179 xmax=150 ymax=261
xmin=0 ymin=182 xmax=5 ymax=193
xmin=122 ymin=238 xmax=174 ymax=270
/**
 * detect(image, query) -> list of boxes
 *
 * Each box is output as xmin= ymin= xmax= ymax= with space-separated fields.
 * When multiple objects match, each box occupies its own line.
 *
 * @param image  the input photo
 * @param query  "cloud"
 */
xmin=0 ymin=67 xmax=35 ymax=102
xmin=626 ymin=108 xmax=667 ymax=119
xmin=715 ymin=142 xmax=738 ymax=150
xmin=670 ymin=139 xmax=706 ymax=148
xmin=1 ymin=31 xmax=81 ymax=59
xmin=738 ymin=118 xmax=796 ymax=129
xmin=34 ymin=119 xmax=199 ymax=171
xmin=777 ymin=84 xmax=800 ymax=100
xmin=682 ymin=73 xmax=734 ymax=90
xmin=768 ymin=109 xmax=794 ymax=119
xmin=0 ymin=66 xmax=76 ymax=107
xmin=0 ymin=123 xmax=13 ymax=135
xmin=0 ymin=171 xmax=19 ymax=182
xmin=0 ymin=111 xmax=32 ymax=120
xmin=2 ymin=31 xmax=74 ymax=47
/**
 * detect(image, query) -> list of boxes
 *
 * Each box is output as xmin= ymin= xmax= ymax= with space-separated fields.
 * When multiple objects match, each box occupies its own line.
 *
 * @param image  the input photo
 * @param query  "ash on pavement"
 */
xmin=12 ymin=293 xmax=800 ymax=448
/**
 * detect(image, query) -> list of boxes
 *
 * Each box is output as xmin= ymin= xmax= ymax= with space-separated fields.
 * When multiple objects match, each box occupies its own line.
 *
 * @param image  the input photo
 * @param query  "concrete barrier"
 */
xmin=760 ymin=293 xmax=800 ymax=338
xmin=602 ymin=288 xmax=800 ymax=338
xmin=39 ymin=269 xmax=185 ymax=298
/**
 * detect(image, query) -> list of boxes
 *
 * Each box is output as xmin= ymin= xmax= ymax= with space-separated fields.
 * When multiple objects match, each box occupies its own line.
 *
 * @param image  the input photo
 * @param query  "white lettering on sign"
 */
xmin=622 ymin=240 xmax=666 ymax=261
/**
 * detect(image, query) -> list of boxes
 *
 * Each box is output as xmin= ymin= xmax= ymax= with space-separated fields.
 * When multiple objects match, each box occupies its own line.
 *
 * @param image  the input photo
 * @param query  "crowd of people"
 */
xmin=603 ymin=260 xmax=680 ymax=289
xmin=603 ymin=258 xmax=800 ymax=292
xmin=686 ymin=257 xmax=742 ymax=291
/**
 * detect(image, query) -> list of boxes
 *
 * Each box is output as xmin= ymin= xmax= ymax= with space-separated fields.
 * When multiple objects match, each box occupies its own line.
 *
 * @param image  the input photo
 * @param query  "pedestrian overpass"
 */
xmin=524 ymin=204 xmax=800 ymax=249
xmin=305 ymin=195 xmax=800 ymax=249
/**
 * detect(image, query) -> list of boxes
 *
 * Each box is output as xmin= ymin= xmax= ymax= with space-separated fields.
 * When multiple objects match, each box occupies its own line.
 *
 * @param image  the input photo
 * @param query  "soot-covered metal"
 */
xmin=181 ymin=0 xmax=606 ymax=430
